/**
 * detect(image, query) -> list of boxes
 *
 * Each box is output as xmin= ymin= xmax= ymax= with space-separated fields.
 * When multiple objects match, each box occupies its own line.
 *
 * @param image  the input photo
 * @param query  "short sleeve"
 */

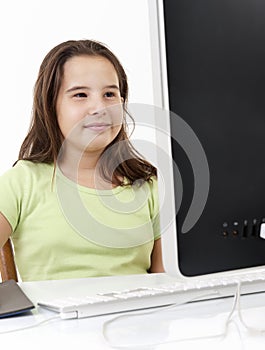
xmin=148 ymin=178 xmax=161 ymax=240
xmin=0 ymin=162 xmax=29 ymax=232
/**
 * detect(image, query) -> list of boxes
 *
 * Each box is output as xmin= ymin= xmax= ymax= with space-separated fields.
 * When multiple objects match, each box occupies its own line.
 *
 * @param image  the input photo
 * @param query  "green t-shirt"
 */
xmin=0 ymin=160 xmax=160 ymax=281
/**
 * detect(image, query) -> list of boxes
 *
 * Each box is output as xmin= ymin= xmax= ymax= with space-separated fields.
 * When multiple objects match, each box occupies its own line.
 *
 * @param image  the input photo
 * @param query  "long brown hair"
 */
xmin=18 ymin=39 xmax=156 ymax=185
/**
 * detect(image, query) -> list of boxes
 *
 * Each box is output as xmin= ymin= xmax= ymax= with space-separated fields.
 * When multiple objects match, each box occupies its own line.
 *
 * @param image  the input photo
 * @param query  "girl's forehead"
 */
xmin=60 ymin=55 xmax=120 ymax=90
xmin=64 ymin=55 xmax=114 ymax=70
xmin=62 ymin=55 xmax=118 ymax=78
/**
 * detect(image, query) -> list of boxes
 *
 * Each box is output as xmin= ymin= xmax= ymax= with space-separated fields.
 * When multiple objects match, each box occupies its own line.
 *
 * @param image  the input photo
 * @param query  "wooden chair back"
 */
xmin=0 ymin=238 xmax=18 ymax=282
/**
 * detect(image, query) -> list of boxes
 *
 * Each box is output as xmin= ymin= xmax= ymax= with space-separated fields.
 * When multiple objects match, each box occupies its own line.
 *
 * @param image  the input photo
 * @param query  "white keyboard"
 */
xmin=37 ymin=272 xmax=265 ymax=319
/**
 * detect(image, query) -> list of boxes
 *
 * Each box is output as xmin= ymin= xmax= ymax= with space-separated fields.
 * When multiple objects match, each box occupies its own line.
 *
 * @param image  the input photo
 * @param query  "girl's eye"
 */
xmin=104 ymin=91 xmax=115 ymax=98
xmin=74 ymin=92 xmax=87 ymax=98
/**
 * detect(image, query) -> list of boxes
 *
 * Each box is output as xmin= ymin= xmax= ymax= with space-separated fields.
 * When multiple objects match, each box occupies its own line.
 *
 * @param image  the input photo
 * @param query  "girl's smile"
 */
xmin=83 ymin=122 xmax=112 ymax=132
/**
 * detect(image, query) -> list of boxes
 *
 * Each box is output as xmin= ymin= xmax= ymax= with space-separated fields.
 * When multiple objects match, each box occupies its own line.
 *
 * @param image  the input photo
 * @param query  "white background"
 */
xmin=0 ymin=0 xmax=156 ymax=174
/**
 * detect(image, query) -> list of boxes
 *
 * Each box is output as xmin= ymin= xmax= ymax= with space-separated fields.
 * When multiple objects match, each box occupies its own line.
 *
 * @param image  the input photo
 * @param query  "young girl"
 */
xmin=0 ymin=39 xmax=164 ymax=281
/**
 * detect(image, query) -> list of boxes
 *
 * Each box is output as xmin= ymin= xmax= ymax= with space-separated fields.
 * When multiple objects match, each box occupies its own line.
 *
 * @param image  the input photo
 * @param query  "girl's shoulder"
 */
xmin=129 ymin=176 xmax=159 ymax=202
xmin=14 ymin=159 xmax=53 ymax=170
xmin=0 ymin=160 xmax=54 ymax=183
xmin=142 ymin=176 xmax=158 ymax=192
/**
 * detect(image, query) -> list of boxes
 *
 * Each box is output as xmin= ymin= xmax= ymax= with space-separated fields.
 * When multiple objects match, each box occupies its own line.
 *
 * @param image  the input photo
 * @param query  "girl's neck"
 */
xmin=58 ymin=148 xmax=113 ymax=189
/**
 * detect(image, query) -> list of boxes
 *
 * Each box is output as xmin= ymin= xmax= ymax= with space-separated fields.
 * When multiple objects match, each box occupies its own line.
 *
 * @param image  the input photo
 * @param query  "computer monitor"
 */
xmin=149 ymin=0 xmax=265 ymax=278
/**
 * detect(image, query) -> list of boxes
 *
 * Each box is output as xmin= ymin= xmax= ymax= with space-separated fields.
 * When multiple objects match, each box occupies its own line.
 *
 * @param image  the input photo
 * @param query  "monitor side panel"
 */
xmin=148 ymin=0 xmax=180 ymax=276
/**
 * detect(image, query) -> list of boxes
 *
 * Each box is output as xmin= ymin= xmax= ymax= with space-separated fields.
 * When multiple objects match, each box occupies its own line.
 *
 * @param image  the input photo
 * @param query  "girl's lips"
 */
xmin=83 ymin=123 xmax=111 ymax=132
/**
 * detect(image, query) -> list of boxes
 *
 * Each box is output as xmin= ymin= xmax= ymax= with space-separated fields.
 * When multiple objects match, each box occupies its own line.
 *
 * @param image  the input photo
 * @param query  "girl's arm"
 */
xmin=0 ymin=212 xmax=12 ymax=249
xmin=149 ymin=238 xmax=165 ymax=273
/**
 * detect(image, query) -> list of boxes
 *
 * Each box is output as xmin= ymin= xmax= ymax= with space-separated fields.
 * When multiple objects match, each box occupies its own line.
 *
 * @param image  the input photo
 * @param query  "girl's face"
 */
xmin=56 ymin=55 xmax=123 ymax=155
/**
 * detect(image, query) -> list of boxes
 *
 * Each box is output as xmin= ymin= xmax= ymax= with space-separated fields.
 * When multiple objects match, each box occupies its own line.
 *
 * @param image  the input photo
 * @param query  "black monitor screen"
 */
xmin=163 ymin=0 xmax=265 ymax=276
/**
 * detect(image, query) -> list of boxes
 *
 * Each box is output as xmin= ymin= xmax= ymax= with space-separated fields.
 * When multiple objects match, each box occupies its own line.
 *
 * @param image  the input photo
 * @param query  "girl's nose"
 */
xmin=87 ymin=97 xmax=105 ymax=116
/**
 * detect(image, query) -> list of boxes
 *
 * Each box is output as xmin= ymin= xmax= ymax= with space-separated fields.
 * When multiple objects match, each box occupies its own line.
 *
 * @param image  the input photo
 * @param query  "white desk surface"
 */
xmin=1 ymin=273 xmax=265 ymax=350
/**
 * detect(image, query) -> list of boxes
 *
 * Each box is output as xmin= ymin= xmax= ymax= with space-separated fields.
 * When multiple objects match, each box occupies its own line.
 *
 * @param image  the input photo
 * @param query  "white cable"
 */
xmin=236 ymin=282 xmax=265 ymax=334
xmin=103 ymin=284 xmax=261 ymax=349
xmin=0 ymin=315 xmax=60 ymax=334
xmin=220 ymin=283 xmax=240 ymax=337
xmin=102 ymin=290 xmax=222 ymax=349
